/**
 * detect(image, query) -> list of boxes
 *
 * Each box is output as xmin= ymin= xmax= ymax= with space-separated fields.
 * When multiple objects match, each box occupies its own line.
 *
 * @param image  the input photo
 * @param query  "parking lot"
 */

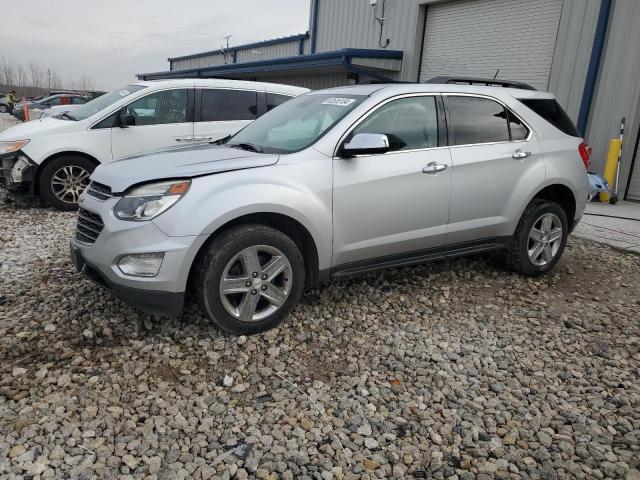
xmin=1 ymin=203 xmax=638 ymax=479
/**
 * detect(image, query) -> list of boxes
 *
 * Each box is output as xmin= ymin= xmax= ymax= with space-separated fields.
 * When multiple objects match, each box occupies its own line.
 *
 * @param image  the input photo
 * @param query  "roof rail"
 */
xmin=426 ymin=76 xmax=536 ymax=91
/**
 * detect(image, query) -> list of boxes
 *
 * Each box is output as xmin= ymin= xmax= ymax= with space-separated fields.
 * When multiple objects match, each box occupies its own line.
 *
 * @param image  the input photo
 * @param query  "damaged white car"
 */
xmin=0 ymin=79 xmax=307 ymax=210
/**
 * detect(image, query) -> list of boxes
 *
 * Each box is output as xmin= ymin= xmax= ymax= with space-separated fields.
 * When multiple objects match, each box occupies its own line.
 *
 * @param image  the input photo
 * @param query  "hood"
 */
xmin=0 ymin=116 xmax=80 ymax=141
xmin=92 ymin=144 xmax=279 ymax=193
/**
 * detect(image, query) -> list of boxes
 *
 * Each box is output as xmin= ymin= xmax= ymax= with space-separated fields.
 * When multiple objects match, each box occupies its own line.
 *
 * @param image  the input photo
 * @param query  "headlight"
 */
xmin=0 ymin=140 xmax=29 ymax=155
xmin=114 ymin=179 xmax=191 ymax=221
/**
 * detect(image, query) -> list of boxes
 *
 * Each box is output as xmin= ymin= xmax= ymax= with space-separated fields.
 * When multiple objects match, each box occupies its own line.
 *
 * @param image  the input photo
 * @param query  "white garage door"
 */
xmin=419 ymin=0 xmax=563 ymax=91
xmin=627 ymin=133 xmax=640 ymax=201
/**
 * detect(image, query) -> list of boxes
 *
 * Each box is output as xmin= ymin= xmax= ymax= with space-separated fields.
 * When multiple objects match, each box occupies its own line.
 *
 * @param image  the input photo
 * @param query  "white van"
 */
xmin=0 ymin=79 xmax=308 ymax=209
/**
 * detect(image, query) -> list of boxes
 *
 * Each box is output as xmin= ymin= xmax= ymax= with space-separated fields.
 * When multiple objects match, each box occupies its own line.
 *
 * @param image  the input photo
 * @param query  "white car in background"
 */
xmin=40 ymin=104 xmax=84 ymax=118
xmin=0 ymin=79 xmax=308 ymax=210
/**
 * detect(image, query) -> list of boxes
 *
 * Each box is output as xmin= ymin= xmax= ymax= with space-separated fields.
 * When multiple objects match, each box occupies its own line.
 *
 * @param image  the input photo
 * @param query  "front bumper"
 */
xmin=0 ymin=152 xmax=35 ymax=192
xmin=70 ymin=242 xmax=185 ymax=316
xmin=70 ymin=194 xmax=208 ymax=317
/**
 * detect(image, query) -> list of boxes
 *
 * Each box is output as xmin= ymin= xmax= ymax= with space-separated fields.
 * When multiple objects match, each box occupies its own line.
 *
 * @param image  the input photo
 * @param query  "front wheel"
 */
xmin=38 ymin=155 xmax=96 ymax=210
xmin=195 ymin=224 xmax=305 ymax=335
xmin=0 ymin=104 xmax=9 ymax=113
xmin=505 ymin=200 xmax=568 ymax=276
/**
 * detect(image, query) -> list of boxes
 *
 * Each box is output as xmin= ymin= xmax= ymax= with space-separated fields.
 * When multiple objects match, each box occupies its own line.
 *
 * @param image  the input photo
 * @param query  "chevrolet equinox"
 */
xmin=70 ymin=82 xmax=590 ymax=334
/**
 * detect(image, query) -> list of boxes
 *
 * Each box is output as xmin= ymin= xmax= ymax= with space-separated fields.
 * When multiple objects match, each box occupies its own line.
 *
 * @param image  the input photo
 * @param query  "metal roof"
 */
xmin=138 ymin=49 xmax=404 ymax=82
xmin=168 ymin=33 xmax=310 ymax=62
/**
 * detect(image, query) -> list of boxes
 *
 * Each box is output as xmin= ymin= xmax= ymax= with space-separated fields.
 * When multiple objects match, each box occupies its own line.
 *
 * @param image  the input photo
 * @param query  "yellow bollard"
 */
xmin=599 ymin=138 xmax=621 ymax=202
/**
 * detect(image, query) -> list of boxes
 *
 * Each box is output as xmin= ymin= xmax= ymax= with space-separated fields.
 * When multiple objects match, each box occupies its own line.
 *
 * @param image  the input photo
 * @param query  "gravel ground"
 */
xmin=0 ymin=204 xmax=639 ymax=480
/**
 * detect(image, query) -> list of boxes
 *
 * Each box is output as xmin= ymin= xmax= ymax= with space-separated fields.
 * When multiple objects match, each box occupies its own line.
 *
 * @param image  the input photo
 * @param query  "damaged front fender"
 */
xmin=1 ymin=153 xmax=36 ymax=192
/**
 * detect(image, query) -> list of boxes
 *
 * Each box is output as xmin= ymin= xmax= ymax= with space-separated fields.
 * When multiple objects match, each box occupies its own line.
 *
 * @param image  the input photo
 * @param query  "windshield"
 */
xmin=228 ymin=94 xmax=367 ymax=153
xmin=69 ymin=85 xmax=146 ymax=121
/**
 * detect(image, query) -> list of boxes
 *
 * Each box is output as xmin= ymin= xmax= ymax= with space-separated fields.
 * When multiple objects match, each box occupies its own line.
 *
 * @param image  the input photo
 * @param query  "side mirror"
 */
xmin=341 ymin=133 xmax=389 ymax=157
xmin=119 ymin=111 xmax=136 ymax=128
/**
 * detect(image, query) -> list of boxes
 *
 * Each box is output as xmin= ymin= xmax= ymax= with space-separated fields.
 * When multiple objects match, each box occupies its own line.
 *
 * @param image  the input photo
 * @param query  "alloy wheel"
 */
xmin=51 ymin=165 xmax=91 ymax=204
xmin=527 ymin=213 xmax=563 ymax=266
xmin=219 ymin=245 xmax=293 ymax=322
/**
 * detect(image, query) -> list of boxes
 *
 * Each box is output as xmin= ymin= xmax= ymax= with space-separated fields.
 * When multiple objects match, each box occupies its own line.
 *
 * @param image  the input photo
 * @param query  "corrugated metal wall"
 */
xmin=584 ymin=0 xmax=640 ymax=195
xmin=172 ymin=54 xmax=227 ymax=71
xmin=418 ymin=0 xmax=563 ymax=90
xmin=254 ymin=73 xmax=349 ymax=90
xmin=235 ymin=40 xmax=304 ymax=63
xmin=547 ymin=0 xmax=600 ymax=122
xmin=170 ymin=38 xmax=309 ymax=71
xmin=314 ymin=0 xmax=424 ymax=81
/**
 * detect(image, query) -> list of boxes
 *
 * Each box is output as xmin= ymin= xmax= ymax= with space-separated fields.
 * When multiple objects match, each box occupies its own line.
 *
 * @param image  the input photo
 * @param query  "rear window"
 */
xmin=200 ymin=89 xmax=257 ymax=122
xmin=519 ymin=98 xmax=580 ymax=137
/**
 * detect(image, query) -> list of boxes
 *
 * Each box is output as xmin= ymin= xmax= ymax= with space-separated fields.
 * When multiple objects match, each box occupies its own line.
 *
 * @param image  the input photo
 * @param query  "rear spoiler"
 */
xmin=426 ymin=76 xmax=536 ymax=91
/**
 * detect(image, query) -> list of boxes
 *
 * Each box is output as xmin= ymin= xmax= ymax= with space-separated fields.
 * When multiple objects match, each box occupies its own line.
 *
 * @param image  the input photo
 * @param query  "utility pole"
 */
xmin=48 ymin=68 xmax=51 ymax=89
xmin=222 ymin=35 xmax=232 ymax=64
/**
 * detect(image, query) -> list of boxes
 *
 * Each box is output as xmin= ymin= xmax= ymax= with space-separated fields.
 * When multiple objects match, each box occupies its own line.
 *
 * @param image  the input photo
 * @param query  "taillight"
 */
xmin=578 ymin=141 xmax=592 ymax=171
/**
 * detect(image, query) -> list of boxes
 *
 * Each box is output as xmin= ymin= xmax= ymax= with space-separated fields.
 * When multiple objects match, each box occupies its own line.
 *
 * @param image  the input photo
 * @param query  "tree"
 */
xmin=15 ymin=63 xmax=27 ymax=89
xmin=0 ymin=52 xmax=16 ymax=87
xmin=28 ymin=62 xmax=45 ymax=89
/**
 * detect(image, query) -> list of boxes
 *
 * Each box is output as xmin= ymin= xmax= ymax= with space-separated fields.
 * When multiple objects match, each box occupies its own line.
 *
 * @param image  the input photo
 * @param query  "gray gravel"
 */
xmin=1 ymin=204 xmax=639 ymax=480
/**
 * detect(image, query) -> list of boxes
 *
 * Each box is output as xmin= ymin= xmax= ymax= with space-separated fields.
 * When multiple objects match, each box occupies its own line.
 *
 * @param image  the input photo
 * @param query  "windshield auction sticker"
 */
xmin=322 ymin=97 xmax=356 ymax=107
xmin=118 ymin=90 xmax=131 ymax=97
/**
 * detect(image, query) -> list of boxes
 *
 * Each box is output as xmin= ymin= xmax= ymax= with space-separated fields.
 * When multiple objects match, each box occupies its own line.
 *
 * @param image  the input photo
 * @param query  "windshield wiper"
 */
xmin=58 ymin=111 xmax=77 ymax=121
xmin=227 ymin=142 xmax=264 ymax=153
xmin=212 ymin=135 xmax=231 ymax=145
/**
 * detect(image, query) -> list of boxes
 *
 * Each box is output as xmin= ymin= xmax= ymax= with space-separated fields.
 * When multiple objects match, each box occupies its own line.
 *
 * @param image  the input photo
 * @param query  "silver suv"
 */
xmin=70 ymin=83 xmax=590 ymax=334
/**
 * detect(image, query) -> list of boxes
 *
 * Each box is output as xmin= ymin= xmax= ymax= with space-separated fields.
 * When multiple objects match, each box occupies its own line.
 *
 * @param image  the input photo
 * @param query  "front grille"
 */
xmin=85 ymin=181 xmax=113 ymax=200
xmin=76 ymin=208 xmax=104 ymax=244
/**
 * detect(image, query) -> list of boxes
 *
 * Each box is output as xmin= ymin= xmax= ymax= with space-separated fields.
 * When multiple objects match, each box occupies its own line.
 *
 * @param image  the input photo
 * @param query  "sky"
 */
xmin=1 ymin=0 xmax=311 ymax=91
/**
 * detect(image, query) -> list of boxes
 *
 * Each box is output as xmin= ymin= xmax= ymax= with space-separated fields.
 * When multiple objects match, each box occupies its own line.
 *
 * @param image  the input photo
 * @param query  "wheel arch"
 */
xmin=187 ymin=212 xmax=321 ymax=293
xmin=530 ymin=183 xmax=577 ymax=231
xmin=34 ymin=151 xmax=100 ymax=197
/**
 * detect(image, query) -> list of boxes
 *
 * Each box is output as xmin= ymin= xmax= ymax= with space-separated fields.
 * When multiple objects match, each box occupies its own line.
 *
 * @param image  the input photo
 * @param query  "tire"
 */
xmin=38 ymin=155 xmax=96 ymax=210
xmin=0 ymin=104 xmax=8 ymax=113
xmin=505 ymin=200 xmax=568 ymax=276
xmin=195 ymin=224 xmax=305 ymax=335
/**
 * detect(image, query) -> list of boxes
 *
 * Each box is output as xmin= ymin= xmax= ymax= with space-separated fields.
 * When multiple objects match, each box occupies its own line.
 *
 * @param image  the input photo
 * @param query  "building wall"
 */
xmin=170 ymin=37 xmax=309 ymax=71
xmin=547 ymin=0 xmax=600 ymax=122
xmin=584 ymin=0 xmax=640 ymax=189
xmin=314 ymin=0 xmax=426 ymax=81
xmin=235 ymin=39 xmax=308 ymax=64
xmin=253 ymin=73 xmax=350 ymax=90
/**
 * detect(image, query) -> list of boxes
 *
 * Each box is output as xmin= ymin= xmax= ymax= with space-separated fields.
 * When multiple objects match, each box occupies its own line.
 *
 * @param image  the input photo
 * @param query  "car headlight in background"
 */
xmin=0 ymin=140 xmax=30 ymax=155
xmin=114 ymin=179 xmax=191 ymax=221
xmin=117 ymin=253 xmax=165 ymax=277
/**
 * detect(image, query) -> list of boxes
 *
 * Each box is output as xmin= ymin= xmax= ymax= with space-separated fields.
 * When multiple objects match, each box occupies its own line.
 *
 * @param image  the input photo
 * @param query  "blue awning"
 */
xmin=137 ymin=48 xmax=403 ymax=82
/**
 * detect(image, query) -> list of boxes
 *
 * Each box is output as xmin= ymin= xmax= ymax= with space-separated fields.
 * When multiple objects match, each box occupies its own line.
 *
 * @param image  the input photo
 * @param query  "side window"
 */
xmin=266 ymin=93 xmax=293 ymax=111
xmin=200 ymin=89 xmax=257 ymax=121
xmin=93 ymin=112 xmax=119 ymax=129
xmin=448 ymin=96 xmax=510 ymax=145
xmin=507 ymin=110 xmax=529 ymax=140
xmin=350 ymin=96 xmax=439 ymax=152
xmin=71 ymin=96 xmax=86 ymax=105
xmin=46 ymin=96 xmax=62 ymax=106
xmin=125 ymin=89 xmax=188 ymax=126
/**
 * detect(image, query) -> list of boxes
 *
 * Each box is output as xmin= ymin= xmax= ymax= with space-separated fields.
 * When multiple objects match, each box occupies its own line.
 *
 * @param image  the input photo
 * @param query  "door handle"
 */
xmin=175 ymin=137 xmax=194 ymax=142
xmin=193 ymin=136 xmax=214 ymax=142
xmin=512 ymin=149 xmax=531 ymax=159
xmin=422 ymin=162 xmax=448 ymax=174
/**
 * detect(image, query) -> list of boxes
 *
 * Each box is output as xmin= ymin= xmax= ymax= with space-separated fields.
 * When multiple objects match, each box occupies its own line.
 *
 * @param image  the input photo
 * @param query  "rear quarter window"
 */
xmin=519 ymin=98 xmax=580 ymax=137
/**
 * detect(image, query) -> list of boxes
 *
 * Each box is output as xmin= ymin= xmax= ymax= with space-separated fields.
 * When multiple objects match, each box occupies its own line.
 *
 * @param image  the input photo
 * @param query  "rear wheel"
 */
xmin=38 ymin=155 xmax=96 ymax=210
xmin=0 ymin=104 xmax=9 ymax=113
xmin=505 ymin=200 xmax=568 ymax=276
xmin=195 ymin=224 xmax=305 ymax=335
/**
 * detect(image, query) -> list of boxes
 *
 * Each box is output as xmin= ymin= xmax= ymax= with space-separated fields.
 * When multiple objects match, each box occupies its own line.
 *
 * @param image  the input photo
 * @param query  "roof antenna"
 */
xmin=492 ymin=68 xmax=500 ymax=80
